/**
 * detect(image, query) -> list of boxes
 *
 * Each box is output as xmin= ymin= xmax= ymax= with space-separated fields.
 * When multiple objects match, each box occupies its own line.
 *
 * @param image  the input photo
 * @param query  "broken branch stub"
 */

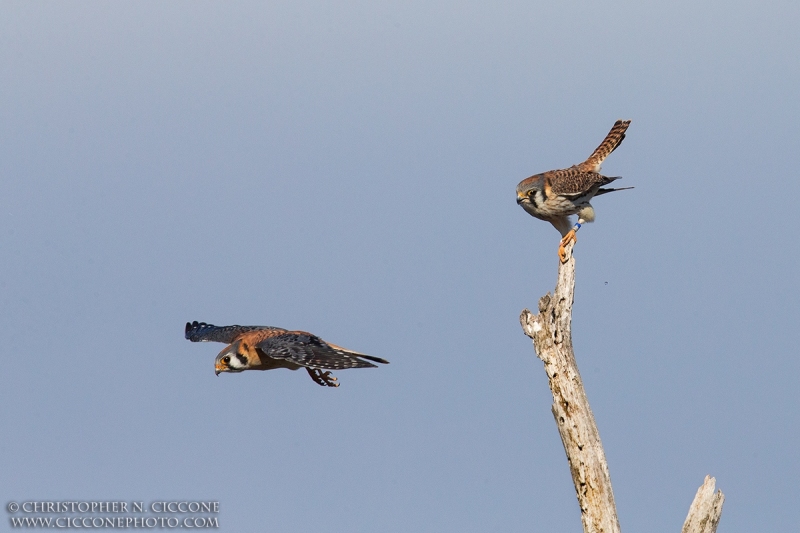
xmin=682 ymin=475 xmax=724 ymax=533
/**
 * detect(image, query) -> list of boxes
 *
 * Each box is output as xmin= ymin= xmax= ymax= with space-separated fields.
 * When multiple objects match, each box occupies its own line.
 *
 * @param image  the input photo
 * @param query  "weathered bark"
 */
xmin=519 ymin=242 xmax=724 ymax=532
xmin=519 ymin=241 xmax=620 ymax=533
xmin=682 ymin=476 xmax=724 ymax=533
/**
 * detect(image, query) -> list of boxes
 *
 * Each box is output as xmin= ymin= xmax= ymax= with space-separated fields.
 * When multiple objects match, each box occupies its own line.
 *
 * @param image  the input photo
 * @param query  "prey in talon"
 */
xmin=516 ymin=120 xmax=633 ymax=262
xmin=185 ymin=321 xmax=388 ymax=387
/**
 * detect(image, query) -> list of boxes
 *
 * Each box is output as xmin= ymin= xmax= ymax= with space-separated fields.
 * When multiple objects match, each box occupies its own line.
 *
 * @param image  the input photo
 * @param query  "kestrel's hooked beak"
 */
xmin=215 ymin=362 xmax=225 ymax=376
xmin=516 ymin=191 xmax=526 ymax=205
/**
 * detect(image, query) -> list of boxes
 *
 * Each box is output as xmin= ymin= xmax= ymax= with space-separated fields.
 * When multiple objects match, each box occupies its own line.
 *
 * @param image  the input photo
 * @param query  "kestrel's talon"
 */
xmin=320 ymin=370 xmax=340 ymax=387
xmin=306 ymin=368 xmax=340 ymax=387
xmin=558 ymin=229 xmax=577 ymax=262
xmin=307 ymin=368 xmax=326 ymax=386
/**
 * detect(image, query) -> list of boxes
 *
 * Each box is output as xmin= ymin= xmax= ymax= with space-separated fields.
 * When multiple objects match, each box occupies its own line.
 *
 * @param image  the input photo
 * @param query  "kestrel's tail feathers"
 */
xmin=594 ymin=186 xmax=634 ymax=196
xmin=579 ymin=119 xmax=631 ymax=173
xmin=325 ymin=342 xmax=389 ymax=364
xmin=358 ymin=354 xmax=390 ymax=365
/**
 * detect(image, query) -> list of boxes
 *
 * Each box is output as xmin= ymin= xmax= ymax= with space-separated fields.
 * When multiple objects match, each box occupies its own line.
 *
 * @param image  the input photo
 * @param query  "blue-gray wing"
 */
xmin=184 ymin=321 xmax=286 ymax=344
xmin=256 ymin=332 xmax=389 ymax=370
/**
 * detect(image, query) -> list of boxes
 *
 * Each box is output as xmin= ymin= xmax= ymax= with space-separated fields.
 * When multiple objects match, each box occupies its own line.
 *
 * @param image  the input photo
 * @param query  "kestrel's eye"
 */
xmin=222 ymin=356 xmax=230 ymax=365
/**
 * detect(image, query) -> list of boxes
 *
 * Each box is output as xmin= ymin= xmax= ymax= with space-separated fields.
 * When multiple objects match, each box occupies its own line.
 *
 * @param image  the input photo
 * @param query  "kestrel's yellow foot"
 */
xmin=307 ymin=368 xmax=340 ymax=387
xmin=558 ymin=229 xmax=577 ymax=263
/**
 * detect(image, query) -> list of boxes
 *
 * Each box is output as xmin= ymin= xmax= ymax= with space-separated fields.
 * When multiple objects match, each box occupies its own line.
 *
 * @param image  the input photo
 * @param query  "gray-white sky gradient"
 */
xmin=2 ymin=1 xmax=799 ymax=531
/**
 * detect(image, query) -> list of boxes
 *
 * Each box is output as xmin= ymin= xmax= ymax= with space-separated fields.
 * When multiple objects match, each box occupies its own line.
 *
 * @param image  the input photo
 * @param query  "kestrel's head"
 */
xmin=215 ymin=342 xmax=250 ymax=375
xmin=516 ymin=174 xmax=545 ymax=213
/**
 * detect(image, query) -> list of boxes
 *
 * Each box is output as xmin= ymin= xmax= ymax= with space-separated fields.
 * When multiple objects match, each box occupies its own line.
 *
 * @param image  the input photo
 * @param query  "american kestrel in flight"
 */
xmin=516 ymin=120 xmax=632 ymax=262
xmin=185 ymin=321 xmax=389 ymax=387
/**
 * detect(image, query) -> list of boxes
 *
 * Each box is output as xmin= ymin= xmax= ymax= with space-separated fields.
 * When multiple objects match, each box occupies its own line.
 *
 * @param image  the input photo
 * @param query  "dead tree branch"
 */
xmin=682 ymin=475 xmax=724 ymax=533
xmin=519 ymin=241 xmax=620 ymax=533
xmin=519 ymin=243 xmax=723 ymax=533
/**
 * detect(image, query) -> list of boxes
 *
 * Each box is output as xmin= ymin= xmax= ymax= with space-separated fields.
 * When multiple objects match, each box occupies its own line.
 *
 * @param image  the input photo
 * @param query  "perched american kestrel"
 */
xmin=516 ymin=120 xmax=632 ymax=261
xmin=185 ymin=321 xmax=388 ymax=387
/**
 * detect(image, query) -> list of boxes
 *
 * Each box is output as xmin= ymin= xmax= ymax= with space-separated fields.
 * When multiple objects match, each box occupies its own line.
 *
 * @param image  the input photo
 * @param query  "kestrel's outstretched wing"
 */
xmin=577 ymin=119 xmax=631 ymax=173
xmin=185 ymin=321 xmax=286 ymax=344
xmin=255 ymin=332 xmax=389 ymax=370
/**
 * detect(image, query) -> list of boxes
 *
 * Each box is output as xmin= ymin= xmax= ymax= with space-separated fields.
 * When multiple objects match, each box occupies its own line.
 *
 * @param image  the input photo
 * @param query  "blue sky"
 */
xmin=2 ymin=1 xmax=799 ymax=531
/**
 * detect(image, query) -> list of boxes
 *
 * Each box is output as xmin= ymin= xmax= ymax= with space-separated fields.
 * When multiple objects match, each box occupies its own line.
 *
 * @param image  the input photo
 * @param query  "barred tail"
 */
xmin=579 ymin=119 xmax=631 ymax=172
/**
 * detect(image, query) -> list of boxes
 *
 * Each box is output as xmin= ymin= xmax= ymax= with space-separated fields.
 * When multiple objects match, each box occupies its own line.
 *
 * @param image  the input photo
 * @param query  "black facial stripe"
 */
xmin=235 ymin=353 xmax=248 ymax=366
